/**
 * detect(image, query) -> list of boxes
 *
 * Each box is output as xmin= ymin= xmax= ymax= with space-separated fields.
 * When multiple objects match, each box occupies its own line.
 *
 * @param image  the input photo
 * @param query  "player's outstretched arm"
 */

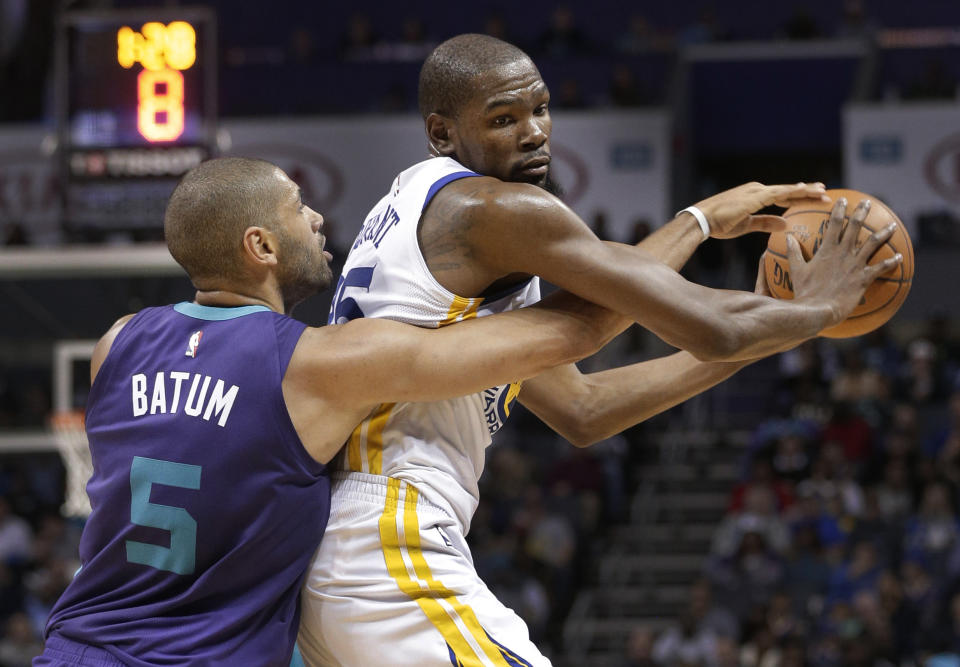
xmin=282 ymin=289 xmax=623 ymax=462
xmin=518 ymin=263 xmax=772 ymax=447
xmin=519 ymin=199 xmax=902 ymax=446
xmin=520 ymin=352 xmax=749 ymax=447
xmin=452 ymin=182 xmax=898 ymax=362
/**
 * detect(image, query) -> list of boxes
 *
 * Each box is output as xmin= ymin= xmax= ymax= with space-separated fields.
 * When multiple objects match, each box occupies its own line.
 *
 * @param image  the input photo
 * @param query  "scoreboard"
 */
xmin=55 ymin=8 xmax=217 ymax=236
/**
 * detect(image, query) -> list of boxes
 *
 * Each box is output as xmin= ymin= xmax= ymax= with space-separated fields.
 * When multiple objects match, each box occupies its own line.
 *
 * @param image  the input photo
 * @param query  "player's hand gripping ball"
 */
xmin=763 ymin=189 xmax=914 ymax=338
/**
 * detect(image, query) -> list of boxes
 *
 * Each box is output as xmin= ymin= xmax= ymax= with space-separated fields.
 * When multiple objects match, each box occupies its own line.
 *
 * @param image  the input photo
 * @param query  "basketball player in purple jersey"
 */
xmin=33 ymin=157 xmax=639 ymax=666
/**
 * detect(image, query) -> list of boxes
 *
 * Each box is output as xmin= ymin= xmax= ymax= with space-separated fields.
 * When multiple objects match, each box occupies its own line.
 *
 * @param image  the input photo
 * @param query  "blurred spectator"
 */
xmin=896 ymin=339 xmax=949 ymax=405
xmin=825 ymin=540 xmax=883 ymax=608
xmin=933 ymin=590 xmax=960 ymax=654
xmin=831 ymin=346 xmax=888 ymax=406
xmin=738 ymin=626 xmax=780 ymax=667
xmin=927 ymin=390 xmax=960 ymax=463
xmin=555 ymin=77 xmax=587 ymax=109
xmin=873 ymin=458 xmax=914 ymax=521
xmin=900 ymin=557 xmax=941 ymax=648
xmin=903 ymin=481 xmax=960 ymax=580
xmin=608 ymin=64 xmax=648 ymax=107
xmin=862 ymin=327 xmax=902 ymax=379
xmin=713 ymin=485 xmax=790 ymax=558
xmin=713 ymin=635 xmax=740 ymax=667
xmin=382 ymin=17 xmax=434 ymax=62
xmin=678 ymin=6 xmax=727 ymax=45
xmin=651 ymin=611 xmax=717 ymax=666
xmin=621 ymin=626 xmax=656 ymax=667
xmin=0 ymin=496 xmax=31 ymax=565
xmin=728 ymin=456 xmax=795 ymax=514
xmin=0 ymin=611 xmax=42 ymax=667
xmin=689 ymin=578 xmax=740 ymax=640
xmin=903 ymin=58 xmax=958 ymax=101
xmin=782 ymin=522 xmax=830 ymax=617
xmin=822 ymin=402 xmax=874 ymax=466
xmin=795 ymin=441 xmax=866 ymax=518
xmin=837 ymin=0 xmax=879 ymax=38
xmin=766 ymin=590 xmax=804 ymax=640
xmin=616 ymin=14 xmax=663 ymax=53
xmin=339 ymin=13 xmax=381 ymax=62
xmin=771 ymin=432 xmax=811 ymax=484
xmin=537 ymin=6 xmax=590 ymax=57
xmin=707 ymin=531 xmax=785 ymax=620
xmin=287 ymin=27 xmax=318 ymax=64
xmin=482 ymin=11 xmax=510 ymax=42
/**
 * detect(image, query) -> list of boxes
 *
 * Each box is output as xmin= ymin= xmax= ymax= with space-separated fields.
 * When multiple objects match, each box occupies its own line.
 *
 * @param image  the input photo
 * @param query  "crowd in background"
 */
xmin=1 ymin=1 xmax=957 ymax=125
xmin=626 ymin=318 xmax=960 ymax=666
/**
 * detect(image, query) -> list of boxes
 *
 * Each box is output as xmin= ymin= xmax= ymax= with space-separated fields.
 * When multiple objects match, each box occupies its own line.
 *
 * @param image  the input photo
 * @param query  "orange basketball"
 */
xmin=763 ymin=189 xmax=914 ymax=339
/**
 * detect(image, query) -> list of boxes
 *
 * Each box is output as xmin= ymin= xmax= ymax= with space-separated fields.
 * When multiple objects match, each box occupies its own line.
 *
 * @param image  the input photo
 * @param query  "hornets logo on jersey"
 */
xmin=482 ymin=382 xmax=523 ymax=435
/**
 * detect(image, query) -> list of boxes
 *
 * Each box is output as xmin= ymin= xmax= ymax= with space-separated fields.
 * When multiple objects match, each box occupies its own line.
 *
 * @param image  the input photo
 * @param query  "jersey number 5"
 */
xmin=328 ymin=265 xmax=375 ymax=324
xmin=126 ymin=456 xmax=202 ymax=575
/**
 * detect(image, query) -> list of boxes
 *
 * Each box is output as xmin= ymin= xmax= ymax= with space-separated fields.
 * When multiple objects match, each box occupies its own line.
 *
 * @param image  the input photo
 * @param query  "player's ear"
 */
xmin=241 ymin=226 xmax=279 ymax=268
xmin=426 ymin=113 xmax=456 ymax=156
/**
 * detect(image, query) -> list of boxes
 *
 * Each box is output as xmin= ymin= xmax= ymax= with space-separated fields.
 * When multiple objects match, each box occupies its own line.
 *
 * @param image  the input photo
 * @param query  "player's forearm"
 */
xmin=526 ymin=352 xmax=751 ymax=447
xmin=712 ymin=290 xmax=837 ymax=360
xmin=578 ymin=216 xmax=705 ymax=344
xmin=633 ymin=213 xmax=705 ymax=271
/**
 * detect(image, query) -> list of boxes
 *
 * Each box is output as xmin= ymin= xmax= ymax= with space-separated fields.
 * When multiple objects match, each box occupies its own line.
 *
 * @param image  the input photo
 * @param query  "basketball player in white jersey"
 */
xmin=298 ymin=34 xmax=900 ymax=666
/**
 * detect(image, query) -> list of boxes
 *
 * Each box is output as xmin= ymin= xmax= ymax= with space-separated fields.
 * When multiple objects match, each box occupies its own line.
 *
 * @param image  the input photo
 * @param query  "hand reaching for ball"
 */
xmin=773 ymin=194 xmax=907 ymax=337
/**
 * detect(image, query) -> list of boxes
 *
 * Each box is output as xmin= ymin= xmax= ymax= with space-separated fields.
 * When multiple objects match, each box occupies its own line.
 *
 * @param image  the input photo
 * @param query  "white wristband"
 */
xmin=677 ymin=205 xmax=711 ymax=241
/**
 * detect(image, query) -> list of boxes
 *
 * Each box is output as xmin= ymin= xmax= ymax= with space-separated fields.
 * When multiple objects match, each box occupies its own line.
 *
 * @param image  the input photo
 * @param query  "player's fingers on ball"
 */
xmin=825 ymin=197 xmax=847 ymax=244
xmin=858 ymin=221 xmax=896 ymax=260
xmin=755 ymin=256 xmax=771 ymax=295
xmin=749 ymin=215 xmax=787 ymax=233
xmin=786 ymin=233 xmax=805 ymax=265
xmin=842 ymin=199 xmax=870 ymax=249
xmin=867 ymin=253 xmax=903 ymax=279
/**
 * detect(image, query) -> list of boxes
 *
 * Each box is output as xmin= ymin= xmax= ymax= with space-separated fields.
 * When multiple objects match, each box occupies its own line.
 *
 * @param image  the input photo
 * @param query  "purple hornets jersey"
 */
xmin=44 ymin=303 xmax=328 ymax=667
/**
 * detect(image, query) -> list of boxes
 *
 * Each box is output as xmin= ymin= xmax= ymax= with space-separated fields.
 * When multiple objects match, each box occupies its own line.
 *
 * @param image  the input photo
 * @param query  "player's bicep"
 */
xmin=466 ymin=184 xmax=608 ymax=279
xmin=297 ymin=316 xmax=577 ymax=407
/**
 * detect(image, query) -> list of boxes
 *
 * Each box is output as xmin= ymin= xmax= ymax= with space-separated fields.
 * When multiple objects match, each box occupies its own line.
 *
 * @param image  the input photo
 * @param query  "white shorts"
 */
xmin=298 ymin=472 xmax=549 ymax=667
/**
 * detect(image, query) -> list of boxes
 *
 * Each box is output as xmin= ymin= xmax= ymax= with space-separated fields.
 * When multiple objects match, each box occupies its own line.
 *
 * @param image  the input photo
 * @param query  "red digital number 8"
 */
xmin=137 ymin=68 xmax=184 ymax=142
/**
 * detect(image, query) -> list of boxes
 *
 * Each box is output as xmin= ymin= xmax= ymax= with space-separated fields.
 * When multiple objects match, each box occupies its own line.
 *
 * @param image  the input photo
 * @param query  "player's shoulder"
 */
xmin=428 ymin=175 xmax=558 ymax=226
xmin=91 ymin=313 xmax=137 ymax=382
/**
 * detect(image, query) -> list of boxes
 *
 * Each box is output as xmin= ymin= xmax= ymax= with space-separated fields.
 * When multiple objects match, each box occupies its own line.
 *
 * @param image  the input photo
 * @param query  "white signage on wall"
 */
xmin=844 ymin=103 xmax=960 ymax=239
xmin=0 ymin=111 xmax=670 ymax=247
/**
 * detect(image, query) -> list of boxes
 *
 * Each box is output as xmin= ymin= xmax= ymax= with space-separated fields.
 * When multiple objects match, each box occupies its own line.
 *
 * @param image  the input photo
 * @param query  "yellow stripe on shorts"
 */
xmin=378 ymin=479 xmax=512 ymax=667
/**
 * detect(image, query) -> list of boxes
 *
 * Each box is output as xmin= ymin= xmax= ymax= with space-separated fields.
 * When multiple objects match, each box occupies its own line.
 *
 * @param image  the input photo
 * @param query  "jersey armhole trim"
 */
xmin=421 ymin=171 xmax=480 ymax=213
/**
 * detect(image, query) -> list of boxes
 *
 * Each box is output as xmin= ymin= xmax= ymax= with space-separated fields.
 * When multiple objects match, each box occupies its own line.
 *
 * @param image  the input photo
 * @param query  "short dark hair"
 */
xmin=164 ymin=157 xmax=286 ymax=285
xmin=418 ymin=33 xmax=532 ymax=119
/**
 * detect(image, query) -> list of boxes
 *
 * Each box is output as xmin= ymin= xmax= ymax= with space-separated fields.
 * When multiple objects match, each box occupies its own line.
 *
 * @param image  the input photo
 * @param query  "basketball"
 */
xmin=763 ymin=188 xmax=914 ymax=339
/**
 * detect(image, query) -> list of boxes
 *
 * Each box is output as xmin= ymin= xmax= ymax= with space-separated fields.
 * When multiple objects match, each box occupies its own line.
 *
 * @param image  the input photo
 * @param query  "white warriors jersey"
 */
xmin=328 ymin=156 xmax=540 ymax=532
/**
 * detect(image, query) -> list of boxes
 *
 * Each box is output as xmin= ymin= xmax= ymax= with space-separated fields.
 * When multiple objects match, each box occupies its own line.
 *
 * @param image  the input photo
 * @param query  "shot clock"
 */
xmin=55 ymin=9 xmax=217 ymax=236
